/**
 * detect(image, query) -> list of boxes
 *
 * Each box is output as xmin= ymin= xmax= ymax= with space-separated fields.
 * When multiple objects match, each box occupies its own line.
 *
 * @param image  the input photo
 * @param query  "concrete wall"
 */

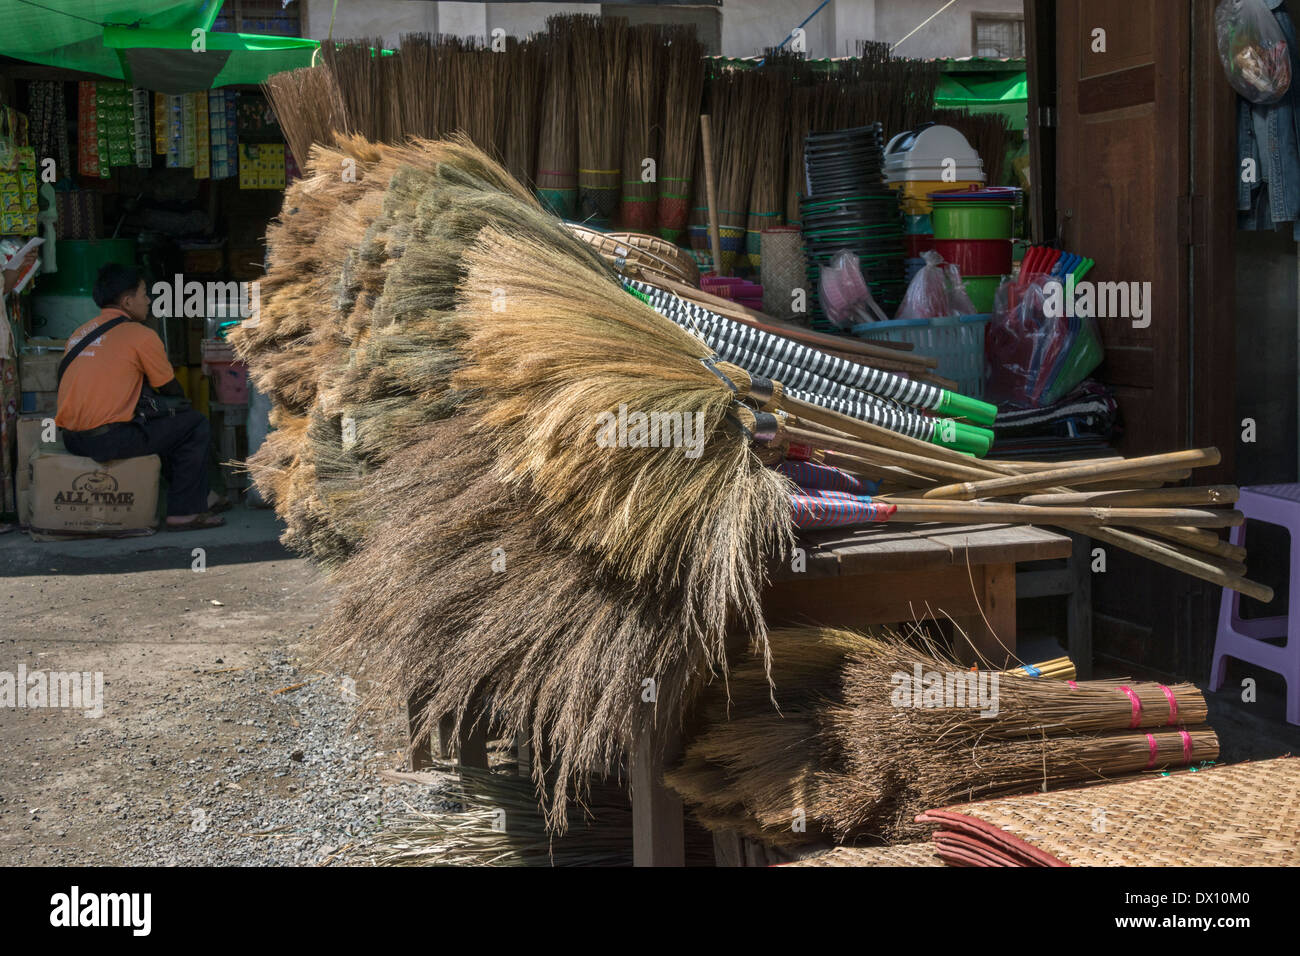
xmin=874 ymin=0 xmax=1025 ymax=59
xmin=302 ymin=1 xmax=1023 ymax=58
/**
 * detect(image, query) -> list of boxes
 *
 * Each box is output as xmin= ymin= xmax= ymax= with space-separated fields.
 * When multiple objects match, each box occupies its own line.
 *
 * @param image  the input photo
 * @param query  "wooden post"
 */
xmin=631 ymin=723 xmax=685 ymax=867
xmin=406 ymin=690 xmax=434 ymax=771
xmin=1069 ymin=532 xmax=1094 ymax=679
xmin=953 ymin=563 xmax=1017 ymax=668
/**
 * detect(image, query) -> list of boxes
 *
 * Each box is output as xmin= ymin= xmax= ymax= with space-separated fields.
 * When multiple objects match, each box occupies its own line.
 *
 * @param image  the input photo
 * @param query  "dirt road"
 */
xmin=0 ymin=509 xmax=451 ymax=866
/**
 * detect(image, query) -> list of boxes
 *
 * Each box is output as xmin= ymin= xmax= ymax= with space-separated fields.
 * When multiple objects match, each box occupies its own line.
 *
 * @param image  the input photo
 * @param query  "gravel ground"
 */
xmin=0 ymin=520 xmax=456 ymax=866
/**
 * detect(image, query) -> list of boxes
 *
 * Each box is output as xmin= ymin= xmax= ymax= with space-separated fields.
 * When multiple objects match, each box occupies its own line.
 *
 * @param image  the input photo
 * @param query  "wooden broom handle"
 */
xmin=699 ymin=114 xmax=724 ymax=277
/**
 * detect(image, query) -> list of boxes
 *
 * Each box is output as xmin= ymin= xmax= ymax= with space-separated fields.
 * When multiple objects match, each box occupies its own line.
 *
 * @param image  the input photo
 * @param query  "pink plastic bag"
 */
xmin=897 ymin=250 xmax=977 ymax=319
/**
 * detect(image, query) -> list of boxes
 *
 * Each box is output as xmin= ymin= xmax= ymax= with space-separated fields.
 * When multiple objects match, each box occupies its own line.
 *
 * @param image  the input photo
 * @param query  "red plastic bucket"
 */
xmin=931 ymin=238 xmax=1012 ymax=277
xmin=903 ymin=234 xmax=936 ymax=258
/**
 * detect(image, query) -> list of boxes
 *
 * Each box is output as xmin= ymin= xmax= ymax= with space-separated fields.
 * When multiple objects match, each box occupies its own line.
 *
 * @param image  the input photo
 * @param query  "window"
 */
xmin=972 ymin=13 xmax=1025 ymax=59
xmin=213 ymin=0 xmax=302 ymax=38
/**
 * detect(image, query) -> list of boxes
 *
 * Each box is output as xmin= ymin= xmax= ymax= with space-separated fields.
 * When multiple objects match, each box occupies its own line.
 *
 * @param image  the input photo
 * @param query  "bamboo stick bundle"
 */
xmin=535 ymin=15 xmax=578 ymax=217
xmin=452 ymin=43 xmax=508 ymax=157
xmin=745 ymin=68 xmax=789 ymax=268
xmin=656 ymin=24 xmax=705 ymax=242
xmin=320 ymin=39 xmax=386 ymax=142
xmin=572 ymin=13 xmax=629 ymax=225
xmin=501 ymin=36 xmax=543 ymax=189
xmin=709 ymin=67 xmax=762 ymax=274
xmin=263 ymin=62 xmax=349 ymax=166
xmin=617 ymin=24 xmax=663 ymax=233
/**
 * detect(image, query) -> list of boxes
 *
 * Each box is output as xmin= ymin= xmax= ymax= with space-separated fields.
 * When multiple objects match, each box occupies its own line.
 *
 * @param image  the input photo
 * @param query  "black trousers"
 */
xmin=63 ymin=411 xmax=212 ymax=517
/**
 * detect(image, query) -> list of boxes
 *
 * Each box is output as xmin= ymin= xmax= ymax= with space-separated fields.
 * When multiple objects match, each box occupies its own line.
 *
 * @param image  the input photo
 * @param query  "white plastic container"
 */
xmin=884 ymin=125 xmax=985 ymax=183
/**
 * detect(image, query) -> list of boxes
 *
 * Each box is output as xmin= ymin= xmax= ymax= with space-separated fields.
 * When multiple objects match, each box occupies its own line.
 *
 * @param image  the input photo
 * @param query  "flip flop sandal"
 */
xmin=165 ymin=512 xmax=226 ymax=532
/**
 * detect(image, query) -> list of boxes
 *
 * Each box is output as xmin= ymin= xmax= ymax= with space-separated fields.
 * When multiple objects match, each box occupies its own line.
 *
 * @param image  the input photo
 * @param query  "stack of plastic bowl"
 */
xmin=799 ymin=123 xmax=906 ymax=327
xmin=884 ymin=125 xmax=985 ymax=217
xmin=928 ymin=186 xmax=1020 ymax=313
xmin=885 ymin=125 xmax=985 ymax=293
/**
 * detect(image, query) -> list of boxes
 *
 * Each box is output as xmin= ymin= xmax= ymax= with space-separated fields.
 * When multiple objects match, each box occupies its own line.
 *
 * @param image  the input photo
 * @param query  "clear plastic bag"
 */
xmin=1216 ymin=0 xmax=1292 ymax=104
xmin=985 ymin=273 xmax=1104 ymax=408
xmin=818 ymin=250 xmax=889 ymax=328
xmin=897 ymin=249 xmax=977 ymax=319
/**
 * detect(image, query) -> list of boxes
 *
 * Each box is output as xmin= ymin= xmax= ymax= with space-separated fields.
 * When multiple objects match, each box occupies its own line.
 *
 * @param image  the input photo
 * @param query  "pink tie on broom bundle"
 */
xmin=777 ymin=460 xmax=892 ymax=529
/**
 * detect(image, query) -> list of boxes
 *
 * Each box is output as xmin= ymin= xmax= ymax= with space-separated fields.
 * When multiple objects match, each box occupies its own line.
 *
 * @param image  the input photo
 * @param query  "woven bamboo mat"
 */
xmin=916 ymin=759 xmax=1300 ymax=867
xmin=783 ymin=844 xmax=945 ymax=867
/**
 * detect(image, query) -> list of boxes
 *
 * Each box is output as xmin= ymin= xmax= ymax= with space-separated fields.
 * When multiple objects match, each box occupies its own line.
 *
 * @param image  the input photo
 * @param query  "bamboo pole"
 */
xmin=1020 ymin=486 xmax=1240 ymax=508
xmin=921 ymin=449 xmax=1222 ymax=501
xmin=885 ymin=500 xmax=1242 ymax=529
xmin=785 ymin=426 xmax=989 ymax=483
xmin=1085 ymin=526 xmax=1273 ymax=603
xmin=698 ymin=114 xmax=724 ymax=277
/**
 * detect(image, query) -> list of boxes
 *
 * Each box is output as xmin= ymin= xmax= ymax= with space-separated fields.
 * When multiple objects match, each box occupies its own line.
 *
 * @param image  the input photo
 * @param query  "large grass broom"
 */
xmin=656 ymin=24 xmax=705 ymax=241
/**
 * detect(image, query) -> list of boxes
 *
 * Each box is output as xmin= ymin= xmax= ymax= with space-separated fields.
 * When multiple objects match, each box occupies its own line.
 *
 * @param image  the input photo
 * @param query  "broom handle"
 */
xmin=651 ymin=275 xmax=937 ymax=368
xmin=1020 ymin=486 xmax=1240 ymax=508
xmin=699 ymin=114 xmax=725 ymax=277
xmin=920 ymin=449 xmax=1221 ymax=501
xmin=883 ymin=500 xmax=1243 ymax=530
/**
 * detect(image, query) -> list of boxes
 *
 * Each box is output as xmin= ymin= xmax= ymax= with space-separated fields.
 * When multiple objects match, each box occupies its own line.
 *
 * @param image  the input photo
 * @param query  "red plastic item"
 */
xmin=931 ymin=239 xmax=1011 ymax=277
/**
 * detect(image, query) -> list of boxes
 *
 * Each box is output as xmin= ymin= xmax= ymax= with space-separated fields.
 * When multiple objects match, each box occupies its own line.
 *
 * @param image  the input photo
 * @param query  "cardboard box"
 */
xmin=15 ymin=414 xmax=64 ymax=526
xmin=26 ymin=451 xmax=160 ymax=540
xmin=18 ymin=338 xmax=66 ymax=392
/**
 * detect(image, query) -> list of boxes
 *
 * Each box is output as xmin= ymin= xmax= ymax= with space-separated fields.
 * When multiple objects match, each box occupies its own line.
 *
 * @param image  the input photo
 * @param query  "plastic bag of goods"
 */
xmin=985 ymin=274 xmax=1104 ymax=408
xmin=818 ymin=250 xmax=889 ymax=329
xmin=897 ymin=250 xmax=977 ymax=319
xmin=1216 ymin=0 xmax=1292 ymax=104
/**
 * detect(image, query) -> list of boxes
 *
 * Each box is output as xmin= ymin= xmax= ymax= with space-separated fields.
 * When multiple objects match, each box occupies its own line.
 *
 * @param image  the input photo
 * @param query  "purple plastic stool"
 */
xmin=1209 ymin=484 xmax=1300 ymax=725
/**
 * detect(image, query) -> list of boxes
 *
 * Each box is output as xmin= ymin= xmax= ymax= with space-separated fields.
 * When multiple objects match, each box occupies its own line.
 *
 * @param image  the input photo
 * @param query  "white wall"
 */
xmin=873 ymin=0 xmax=1024 ymax=59
xmin=302 ymin=0 xmax=1023 ymax=58
xmin=302 ymin=0 xmax=437 ymax=47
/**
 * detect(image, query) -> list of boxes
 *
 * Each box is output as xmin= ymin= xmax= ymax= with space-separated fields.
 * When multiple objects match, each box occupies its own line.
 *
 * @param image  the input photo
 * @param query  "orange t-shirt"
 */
xmin=55 ymin=308 xmax=175 ymax=432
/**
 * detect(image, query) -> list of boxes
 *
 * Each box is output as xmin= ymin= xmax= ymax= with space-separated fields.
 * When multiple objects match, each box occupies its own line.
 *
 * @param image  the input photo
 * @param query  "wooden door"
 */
xmin=1028 ymin=0 xmax=1238 ymax=678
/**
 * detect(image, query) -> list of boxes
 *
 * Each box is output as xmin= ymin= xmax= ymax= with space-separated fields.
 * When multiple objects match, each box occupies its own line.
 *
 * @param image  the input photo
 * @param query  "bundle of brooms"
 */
xmin=665 ymin=626 xmax=1218 ymax=847
xmin=656 ymin=25 xmax=705 ymax=241
xmin=572 ymin=14 xmax=628 ymax=225
xmin=233 ymin=127 xmax=1261 ymax=831
xmin=617 ymin=24 xmax=663 ymax=232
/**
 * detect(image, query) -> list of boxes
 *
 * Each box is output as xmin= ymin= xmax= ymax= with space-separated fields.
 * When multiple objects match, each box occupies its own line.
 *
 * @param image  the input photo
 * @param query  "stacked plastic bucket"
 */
xmin=885 ymin=125 xmax=984 ymax=284
xmin=928 ymin=186 xmax=1020 ymax=313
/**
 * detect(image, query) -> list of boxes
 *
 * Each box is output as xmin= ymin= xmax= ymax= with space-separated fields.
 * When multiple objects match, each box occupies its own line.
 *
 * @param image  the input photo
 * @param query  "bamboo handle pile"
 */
xmin=771 ymin=396 xmax=1271 ymax=603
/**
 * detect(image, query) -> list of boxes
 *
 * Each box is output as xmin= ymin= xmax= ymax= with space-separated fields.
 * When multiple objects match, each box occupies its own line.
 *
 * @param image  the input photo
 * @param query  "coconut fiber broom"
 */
xmin=572 ymin=14 xmax=628 ymax=225
xmin=656 ymin=24 xmax=705 ymax=241
xmin=666 ymin=626 xmax=1218 ymax=847
xmin=618 ymin=24 xmax=663 ymax=232
xmin=535 ymin=15 xmax=578 ymax=218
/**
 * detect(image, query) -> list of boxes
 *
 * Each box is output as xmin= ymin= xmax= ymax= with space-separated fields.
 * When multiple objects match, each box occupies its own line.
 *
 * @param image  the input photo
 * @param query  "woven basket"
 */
xmin=760 ymin=227 xmax=806 ymax=320
xmin=603 ymin=231 xmax=700 ymax=286
xmin=784 ymin=844 xmax=945 ymax=867
xmin=567 ymin=224 xmax=697 ymax=286
xmin=917 ymin=758 xmax=1300 ymax=867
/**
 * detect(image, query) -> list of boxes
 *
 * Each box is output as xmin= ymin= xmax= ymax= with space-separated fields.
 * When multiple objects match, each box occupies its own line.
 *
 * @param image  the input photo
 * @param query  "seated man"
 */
xmin=56 ymin=264 xmax=225 ymax=531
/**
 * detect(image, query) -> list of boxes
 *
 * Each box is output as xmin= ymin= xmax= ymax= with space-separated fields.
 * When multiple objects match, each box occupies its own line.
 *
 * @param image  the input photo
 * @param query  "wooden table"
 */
xmin=631 ymin=521 xmax=1073 ymax=867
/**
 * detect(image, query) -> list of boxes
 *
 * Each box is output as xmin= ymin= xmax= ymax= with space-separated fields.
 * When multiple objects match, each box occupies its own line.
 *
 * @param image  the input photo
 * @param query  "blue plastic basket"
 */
xmin=851 ymin=313 xmax=990 ymax=399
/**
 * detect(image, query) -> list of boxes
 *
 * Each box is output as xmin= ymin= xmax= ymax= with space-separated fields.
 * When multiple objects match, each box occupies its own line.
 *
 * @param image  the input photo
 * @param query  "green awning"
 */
xmin=935 ymin=71 xmax=1028 ymax=129
xmin=0 ymin=0 xmax=220 ymax=78
xmin=0 ymin=1 xmax=316 ymax=89
xmin=104 ymin=26 xmax=318 ymax=90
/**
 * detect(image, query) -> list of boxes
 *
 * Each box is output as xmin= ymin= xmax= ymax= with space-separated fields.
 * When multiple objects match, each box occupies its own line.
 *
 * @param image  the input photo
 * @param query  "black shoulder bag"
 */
xmin=57 ymin=317 xmax=191 ymax=421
